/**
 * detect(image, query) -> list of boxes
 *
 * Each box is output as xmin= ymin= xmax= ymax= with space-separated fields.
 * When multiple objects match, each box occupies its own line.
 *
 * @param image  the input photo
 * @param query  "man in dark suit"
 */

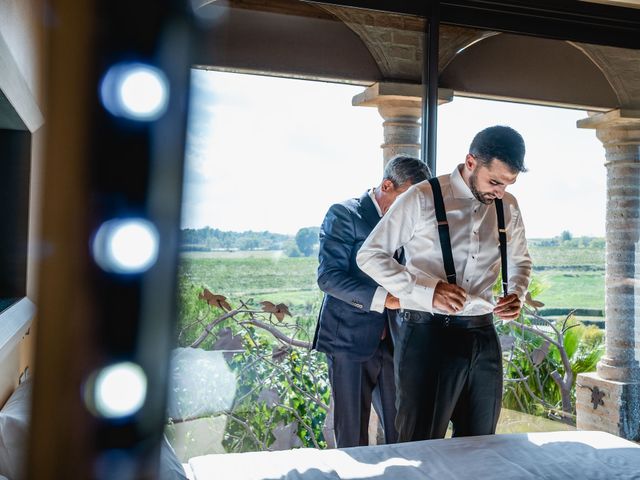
xmin=313 ymin=155 xmax=430 ymax=447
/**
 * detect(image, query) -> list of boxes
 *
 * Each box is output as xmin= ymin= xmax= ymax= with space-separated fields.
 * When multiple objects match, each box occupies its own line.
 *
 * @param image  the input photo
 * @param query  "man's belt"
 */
xmin=399 ymin=309 xmax=494 ymax=328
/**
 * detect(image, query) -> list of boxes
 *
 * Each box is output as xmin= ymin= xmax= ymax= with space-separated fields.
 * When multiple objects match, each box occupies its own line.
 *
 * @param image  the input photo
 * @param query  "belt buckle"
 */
xmin=444 ymin=315 xmax=451 ymax=327
xmin=403 ymin=310 xmax=411 ymax=321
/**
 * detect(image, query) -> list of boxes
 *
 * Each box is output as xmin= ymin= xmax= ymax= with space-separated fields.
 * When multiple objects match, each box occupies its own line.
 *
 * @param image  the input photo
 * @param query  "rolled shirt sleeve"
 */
xmin=506 ymin=201 xmax=532 ymax=303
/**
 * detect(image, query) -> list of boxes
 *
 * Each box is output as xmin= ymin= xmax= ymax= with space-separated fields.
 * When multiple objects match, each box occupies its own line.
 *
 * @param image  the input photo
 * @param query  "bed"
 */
xmin=182 ymin=430 xmax=640 ymax=480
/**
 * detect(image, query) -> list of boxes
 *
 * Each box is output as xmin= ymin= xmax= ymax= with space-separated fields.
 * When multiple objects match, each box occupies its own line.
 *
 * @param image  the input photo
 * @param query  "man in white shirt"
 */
xmin=357 ymin=125 xmax=532 ymax=441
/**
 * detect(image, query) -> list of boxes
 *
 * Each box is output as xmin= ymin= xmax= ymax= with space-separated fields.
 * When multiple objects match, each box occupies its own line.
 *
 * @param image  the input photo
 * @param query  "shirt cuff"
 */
xmin=399 ymin=277 xmax=439 ymax=312
xmin=513 ymin=286 xmax=528 ymax=305
xmin=370 ymin=287 xmax=388 ymax=313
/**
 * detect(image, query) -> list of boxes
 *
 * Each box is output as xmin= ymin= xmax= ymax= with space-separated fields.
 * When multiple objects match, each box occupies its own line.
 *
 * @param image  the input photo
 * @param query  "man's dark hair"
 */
xmin=469 ymin=125 xmax=527 ymax=173
xmin=383 ymin=155 xmax=431 ymax=186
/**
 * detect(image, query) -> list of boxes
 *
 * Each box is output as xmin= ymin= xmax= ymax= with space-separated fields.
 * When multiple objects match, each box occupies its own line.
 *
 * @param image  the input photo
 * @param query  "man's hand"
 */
xmin=493 ymin=293 xmax=522 ymax=320
xmin=384 ymin=293 xmax=400 ymax=310
xmin=432 ymin=282 xmax=467 ymax=314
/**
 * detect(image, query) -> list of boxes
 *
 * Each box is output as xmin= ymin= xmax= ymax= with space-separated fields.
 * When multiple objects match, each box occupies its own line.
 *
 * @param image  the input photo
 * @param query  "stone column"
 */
xmin=352 ymin=82 xmax=453 ymax=166
xmin=576 ymin=109 xmax=640 ymax=440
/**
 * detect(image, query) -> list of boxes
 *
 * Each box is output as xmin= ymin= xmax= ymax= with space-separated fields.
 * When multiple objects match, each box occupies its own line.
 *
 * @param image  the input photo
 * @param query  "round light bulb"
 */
xmin=100 ymin=63 xmax=169 ymax=121
xmin=92 ymin=362 xmax=147 ymax=419
xmin=92 ymin=218 xmax=159 ymax=274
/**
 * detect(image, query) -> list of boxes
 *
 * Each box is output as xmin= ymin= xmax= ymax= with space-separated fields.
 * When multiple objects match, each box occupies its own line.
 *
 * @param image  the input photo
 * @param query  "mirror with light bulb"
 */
xmin=1 ymin=1 xmax=640 ymax=479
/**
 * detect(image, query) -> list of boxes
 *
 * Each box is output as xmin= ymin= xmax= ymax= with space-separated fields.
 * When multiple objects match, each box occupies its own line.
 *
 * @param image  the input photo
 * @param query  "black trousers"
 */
xmin=394 ymin=311 xmax=502 ymax=442
xmin=327 ymin=333 xmax=398 ymax=448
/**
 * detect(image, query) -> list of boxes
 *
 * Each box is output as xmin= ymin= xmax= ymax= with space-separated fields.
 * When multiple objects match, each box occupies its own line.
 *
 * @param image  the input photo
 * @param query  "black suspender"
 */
xmin=429 ymin=178 xmax=456 ymax=285
xmin=495 ymin=198 xmax=509 ymax=297
xmin=429 ymin=178 xmax=509 ymax=296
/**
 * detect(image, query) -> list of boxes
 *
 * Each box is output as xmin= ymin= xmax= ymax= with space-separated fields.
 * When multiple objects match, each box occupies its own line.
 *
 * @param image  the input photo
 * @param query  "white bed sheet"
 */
xmin=188 ymin=430 xmax=640 ymax=480
xmin=182 ymin=462 xmax=195 ymax=480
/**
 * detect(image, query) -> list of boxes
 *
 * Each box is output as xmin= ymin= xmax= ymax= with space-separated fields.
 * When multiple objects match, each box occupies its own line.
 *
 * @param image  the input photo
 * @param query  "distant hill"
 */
xmin=528 ymin=235 xmax=604 ymax=249
xmin=181 ymin=228 xmax=605 ymax=258
xmin=180 ymin=227 xmax=292 ymax=252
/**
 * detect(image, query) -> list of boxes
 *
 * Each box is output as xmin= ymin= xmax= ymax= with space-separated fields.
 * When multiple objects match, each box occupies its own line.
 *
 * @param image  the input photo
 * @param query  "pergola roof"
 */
xmin=194 ymin=0 xmax=640 ymax=110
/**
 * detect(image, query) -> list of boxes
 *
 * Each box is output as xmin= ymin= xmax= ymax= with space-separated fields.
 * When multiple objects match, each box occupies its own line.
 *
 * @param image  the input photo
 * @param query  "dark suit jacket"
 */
xmin=313 ymin=192 xmax=388 ymax=362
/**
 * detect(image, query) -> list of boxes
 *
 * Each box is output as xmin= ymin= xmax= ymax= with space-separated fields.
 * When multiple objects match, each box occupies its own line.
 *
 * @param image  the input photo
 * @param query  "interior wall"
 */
xmin=0 ymin=327 xmax=32 ymax=406
xmin=0 ymin=344 xmax=20 ymax=406
xmin=0 ymin=0 xmax=45 ymax=403
xmin=0 ymin=0 xmax=43 ymax=100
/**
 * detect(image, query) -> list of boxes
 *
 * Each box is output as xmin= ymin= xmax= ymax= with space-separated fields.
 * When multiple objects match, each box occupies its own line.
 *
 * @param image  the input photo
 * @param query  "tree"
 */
xmin=284 ymin=239 xmax=302 ymax=258
xmin=295 ymin=227 xmax=320 ymax=257
xmin=561 ymin=230 xmax=573 ymax=242
xmin=239 ymin=237 xmax=260 ymax=250
xmin=176 ymin=287 xmax=331 ymax=452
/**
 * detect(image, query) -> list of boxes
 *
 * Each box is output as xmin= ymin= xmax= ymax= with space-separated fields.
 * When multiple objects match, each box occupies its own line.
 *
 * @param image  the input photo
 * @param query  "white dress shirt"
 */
xmin=367 ymin=188 xmax=390 ymax=313
xmin=357 ymin=165 xmax=532 ymax=316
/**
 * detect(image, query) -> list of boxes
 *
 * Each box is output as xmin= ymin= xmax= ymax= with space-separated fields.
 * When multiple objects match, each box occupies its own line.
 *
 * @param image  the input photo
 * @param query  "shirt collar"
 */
xmin=368 ymin=188 xmax=383 ymax=217
xmin=450 ymin=164 xmax=475 ymax=199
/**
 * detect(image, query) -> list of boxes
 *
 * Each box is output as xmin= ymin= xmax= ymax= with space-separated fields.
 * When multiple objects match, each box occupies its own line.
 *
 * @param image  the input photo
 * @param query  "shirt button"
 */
xmin=472 ymin=255 xmax=475 ymax=259
xmin=473 ymin=231 xmax=478 ymax=235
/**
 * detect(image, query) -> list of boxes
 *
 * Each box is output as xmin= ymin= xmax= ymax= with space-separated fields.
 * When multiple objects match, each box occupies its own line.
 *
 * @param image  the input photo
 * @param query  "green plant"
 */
xmin=497 ymin=276 xmax=605 ymax=422
xmin=225 ymin=333 xmax=330 ymax=451
xmin=295 ymin=227 xmax=320 ymax=257
xmin=175 ymin=283 xmax=330 ymax=452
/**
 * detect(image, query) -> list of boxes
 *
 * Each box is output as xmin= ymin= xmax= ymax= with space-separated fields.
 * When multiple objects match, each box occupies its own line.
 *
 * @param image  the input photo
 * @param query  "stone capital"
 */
xmin=577 ymin=109 xmax=640 ymax=146
xmin=352 ymin=82 xmax=453 ymax=118
xmin=353 ymin=82 xmax=453 ymax=164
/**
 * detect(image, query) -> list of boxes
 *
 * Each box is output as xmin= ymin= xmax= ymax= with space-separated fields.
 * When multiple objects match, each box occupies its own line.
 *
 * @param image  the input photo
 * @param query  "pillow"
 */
xmin=0 ymin=381 xmax=188 ymax=480
xmin=0 ymin=379 xmax=31 ymax=480
xmin=159 ymin=434 xmax=189 ymax=480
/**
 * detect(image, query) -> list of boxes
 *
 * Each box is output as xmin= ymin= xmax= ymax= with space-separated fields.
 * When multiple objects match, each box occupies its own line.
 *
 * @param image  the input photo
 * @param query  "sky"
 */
xmin=181 ymin=69 xmax=606 ymax=238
